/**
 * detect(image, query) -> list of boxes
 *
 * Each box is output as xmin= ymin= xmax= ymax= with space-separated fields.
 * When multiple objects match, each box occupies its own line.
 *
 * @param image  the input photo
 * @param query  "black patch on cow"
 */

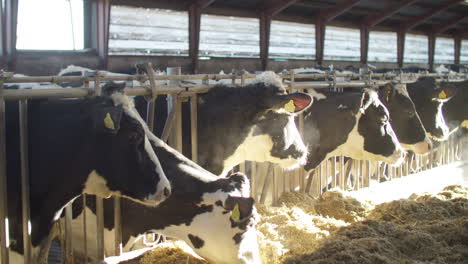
xmin=407 ymin=77 xmax=449 ymax=139
xmin=303 ymin=92 xmax=361 ymax=170
xmin=233 ymin=233 xmax=243 ymax=245
xmin=188 ymin=234 xmax=205 ymax=249
xmin=6 ymin=95 xmax=165 ymax=250
xmin=215 ymin=200 xmax=223 ymax=207
xmin=440 ymin=79 xmax=468 ymax=131
xmin=378 ymin=84 xmax=427 ymax=145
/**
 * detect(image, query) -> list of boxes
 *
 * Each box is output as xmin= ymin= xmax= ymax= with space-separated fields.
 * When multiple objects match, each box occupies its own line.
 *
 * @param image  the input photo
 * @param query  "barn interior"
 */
xmin=1 ymin=0 xmax=468 ymax=264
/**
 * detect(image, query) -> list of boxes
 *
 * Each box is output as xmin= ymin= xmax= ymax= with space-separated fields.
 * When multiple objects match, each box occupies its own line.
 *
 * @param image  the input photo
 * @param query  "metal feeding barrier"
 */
xmin=0 ymin=68 xmax=467 ymax=263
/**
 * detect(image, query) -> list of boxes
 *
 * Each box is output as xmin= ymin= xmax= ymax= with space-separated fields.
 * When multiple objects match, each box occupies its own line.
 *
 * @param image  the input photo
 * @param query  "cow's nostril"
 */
xmin=163 ymin=187 xmax=171 ymax=197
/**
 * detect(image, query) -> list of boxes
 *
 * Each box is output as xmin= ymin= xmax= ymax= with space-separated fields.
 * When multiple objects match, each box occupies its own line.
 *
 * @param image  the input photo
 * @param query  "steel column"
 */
xmin=97 ymin=0 xmax=110 ymax=69
xmin=454 ymin=36 xmax=461 ymax=65
xmin=114 ymin=196 xmax=122 ymax=256
xmin=4 ymin=0 xmax=18 ymax=71
xmin=190 ymin=94 xmax=198 ymax=162
xmin=0 ymin=81 xmax=9 ymax=264
xmin=315 ymin=19 xmax=325 ymax=65
xmin=360 ymin=25 xmax=369 ymax=65
xmin=189 ymin=4 xmax=201 ymax=74
xmin=260 ymin=13 xmax=271 ymax=71
xmin=428 ymin=34 xmax=436 ymax=71
xmin=18 ymin=100 xmax=32 ymax=264
xmin=397 ymin=31 xmax=406 ymax=68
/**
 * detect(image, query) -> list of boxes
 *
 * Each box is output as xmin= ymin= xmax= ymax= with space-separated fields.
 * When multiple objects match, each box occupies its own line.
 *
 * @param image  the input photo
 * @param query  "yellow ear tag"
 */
xmin=104 ymin=113 xmax=115 ymax=130
xmin=461 ymin=120 xmax=468 ymax=128
xmin=284 ymin=100 xmax=295 ymax=113
xmin=231 ymin=203 xmax=241 ymax=221
xmin=438 ymin=90 xmax=447 ymax=99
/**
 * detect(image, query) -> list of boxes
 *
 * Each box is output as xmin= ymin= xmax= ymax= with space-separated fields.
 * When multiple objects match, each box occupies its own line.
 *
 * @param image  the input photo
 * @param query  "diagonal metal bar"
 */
xmin=260 ymin=0 xmax=299 ymax=17
xmin=432 ymin=12 xmax=468 ymax=34
xmin=401 ymin=0 xmax=463 ymax=32
xmin=363 ymin=0 xmax=418 ymax=27
xmin=318 ymin=0 xmax=363 ymax=22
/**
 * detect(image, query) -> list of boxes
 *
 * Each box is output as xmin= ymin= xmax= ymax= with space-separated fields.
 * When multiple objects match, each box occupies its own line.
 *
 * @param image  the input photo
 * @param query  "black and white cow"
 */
xmin=437 ymin=79 xmax=468 ymax=132
xmin=5 ymin=85 xmax=171 ymax=263
xmin=70 ymin=136 xmax=261 ymax=264
xmin=302 ymin=89 xmax=405 ymax=171
xmin=377 ymin=82 xmax=432 ymax=154
xmin=406 ymin=77 xmax=454 ymax=141
xmin=58 ymin=67 xmax=313 ymax=176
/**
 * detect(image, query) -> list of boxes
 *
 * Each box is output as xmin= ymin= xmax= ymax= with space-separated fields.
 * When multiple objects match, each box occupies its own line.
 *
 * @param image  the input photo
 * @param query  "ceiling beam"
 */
xmin=194 ymin=0 xmax=216 ymax=9
xmin=363 ymin=0 xmax=418 ymax=27
xmin=401 ymin=0 xmax=463 ymax=32
xmin=318 ymin=0 xmax=364 ymax=22
xmin=432 ymin=13 xmax=468 ymax=35
xmin=260 ymin=0 xmax=299 ymax=17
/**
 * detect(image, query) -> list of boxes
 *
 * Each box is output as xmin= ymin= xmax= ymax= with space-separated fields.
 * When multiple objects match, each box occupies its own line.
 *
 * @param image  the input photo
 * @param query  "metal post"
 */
xmin=339 ymin=156 xmax=344 ymax=189
xmin=0 ymin=80 xmax=10 ymax=264
xmin=96 ymin=196 xmax=104 ymax=260
xmin=114 ymin=196 xmax=122 ymax=256
xmin=64 ymin=205 xmax=74 ymax=264
xmin=190 ymin=94 xmax=198 ymax=163
xmin=82 ymin=194 xmax=88 ymax=261
xmin=250 ymin=162 xmax=257 ymax=200
xmin=19 ymin=100 xmax=31 ymax=264
xmin=167 ymin=67 xmax=183 ymax=152
xmin=259 ymin=164 xmax=273 ymax=204
xmin=145 ymin=63 xmax=158 ymax=132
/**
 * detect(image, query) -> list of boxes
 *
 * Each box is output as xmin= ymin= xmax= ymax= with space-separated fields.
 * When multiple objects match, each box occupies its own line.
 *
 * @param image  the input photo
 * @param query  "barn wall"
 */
xmin=14 ymin=51 xmax=417 ymax=76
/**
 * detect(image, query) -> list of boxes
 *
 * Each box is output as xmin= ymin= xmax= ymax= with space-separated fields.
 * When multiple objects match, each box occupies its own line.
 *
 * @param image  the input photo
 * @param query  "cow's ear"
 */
xmin=92 ymin=105 xmax=123 ymax=134
xmin=224 ymin=196 xmax=255 ymax=222
xmin=272 ymin=92 xmax=313 ymax=114
xmin=382 ymin=83 xmax=395 ymax=103
xmin=432 ymin=87 xmax=457 ymax=101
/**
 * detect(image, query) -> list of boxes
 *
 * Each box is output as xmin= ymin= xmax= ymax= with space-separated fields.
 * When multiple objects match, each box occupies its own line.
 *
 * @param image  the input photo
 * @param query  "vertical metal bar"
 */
xmin=96 ymin=196 xmax=105 ymax=260
xmin=331 ymin=157 xmax=337 ymax=188
xmin=319 ymin=162 xmax=324 ymax=195
xmin=82 ymin=194 xmax=88 ymax=260
xmin=339 ymin=156 xmax=344 ymax=189
xmin=324 ymin=159 xmax=329 ymax=192
xmin=259 ymin=164 xmax=272 ymax=204
xmin=167 ymin=67 xmax=183 ymax=152
xmin=250 ymin=162 xmax=257 ymax=200
xmin=114 ymin=196 xmax=122 ymax=256
xmin=64 ymin=205 xmax=74 ymax=264
xmin=190 ymin=95 xmax=198 ymax=163
xmin=19 ymin=100 xmax=31 ymax=264
xmin=0 ymin=81 xmax=10 ymax=264
xmin=272 ymin=168 xmax=277 ymax=206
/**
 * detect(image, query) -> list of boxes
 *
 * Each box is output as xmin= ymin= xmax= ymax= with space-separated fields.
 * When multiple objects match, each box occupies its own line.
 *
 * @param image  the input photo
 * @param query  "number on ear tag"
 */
xmin=231 ymin=203 xmax=241 ymax=221
xmin=104 ymin=113 xmax=115 ymax=130
xmin=284 ymin=100 xmax=295 ymax=113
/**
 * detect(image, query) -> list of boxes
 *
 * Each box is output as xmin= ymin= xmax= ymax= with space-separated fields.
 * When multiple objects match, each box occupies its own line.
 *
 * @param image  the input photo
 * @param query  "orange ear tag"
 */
xmin=284 ymin=100 xmax=295 ymax=113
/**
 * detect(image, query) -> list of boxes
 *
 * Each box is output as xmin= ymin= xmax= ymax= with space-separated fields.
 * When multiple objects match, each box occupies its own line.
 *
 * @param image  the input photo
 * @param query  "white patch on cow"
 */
xmin=429 ymin=103 xmax=450 ymax=141
xmin=306 ymin=88 xmax=326 ymax=101
xmin=338 ymin=104 xmax=348 ymax=109
xmin=401 ymin=137 xmax=432 ymax=155
xmin=110 ymin=93 xmax=171 ymax=206
xmin=83 ymin=170 xmax=114 ymax=198
xmin=321 ymin=112 xmax=404 ymax=168
xmin=222 ymin=116 xmax=307 ymax=176
xmin=253 ymin=71 xmax=283 ymax=88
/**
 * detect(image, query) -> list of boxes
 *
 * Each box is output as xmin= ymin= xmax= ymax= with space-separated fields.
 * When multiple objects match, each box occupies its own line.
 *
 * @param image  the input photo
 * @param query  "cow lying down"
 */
xmin=5 ymin=85 xmax=172 ymax=264
xmin=68 ymin=137 xmax=261 ymax=264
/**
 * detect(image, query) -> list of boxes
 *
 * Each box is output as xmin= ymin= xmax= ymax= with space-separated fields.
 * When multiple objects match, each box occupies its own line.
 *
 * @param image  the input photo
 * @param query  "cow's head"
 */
xmin=85 ymin=83 xmax=171 ymax=207
xmin=408 ymin=77 xmax=454 ymax=142
xmin=380 ymin=83 xmax=432 ymax=154
xmin=339 ymin=89 xmax=405 ymax=165
xmin=177 ymin=173 xmax=261 ymax=264
xmin=216 ymin=72 xmax=313 ymax=175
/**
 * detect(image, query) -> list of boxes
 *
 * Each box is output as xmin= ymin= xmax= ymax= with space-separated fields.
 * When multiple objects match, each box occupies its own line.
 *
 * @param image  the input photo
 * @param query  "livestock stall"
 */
xmin=2 ymin=0 xmax=468 ymax=263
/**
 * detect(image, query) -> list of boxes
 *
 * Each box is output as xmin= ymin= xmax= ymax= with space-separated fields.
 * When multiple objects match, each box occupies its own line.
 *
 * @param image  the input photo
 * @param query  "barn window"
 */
xmin=461 ymin=40 xmax=468 ymax=64
xmin=199 ymin=14 xmax=259 ymax=58
xmin=109 ymin=6 xmax=189 ymax=56
xmin=368 ymin=31 xmax=397 ymax=63
xmin=404 ymin=34 xmax=428 ymax=64
xmin=434 ymin=37 xmax=454 ymax=64
xmin=269 ymin=20 xmax=315 ymax=60
xmin=324 ymin=26 xmax=360 ymax=61
xmin=16 ymin=0 xmax=84 ymax=50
